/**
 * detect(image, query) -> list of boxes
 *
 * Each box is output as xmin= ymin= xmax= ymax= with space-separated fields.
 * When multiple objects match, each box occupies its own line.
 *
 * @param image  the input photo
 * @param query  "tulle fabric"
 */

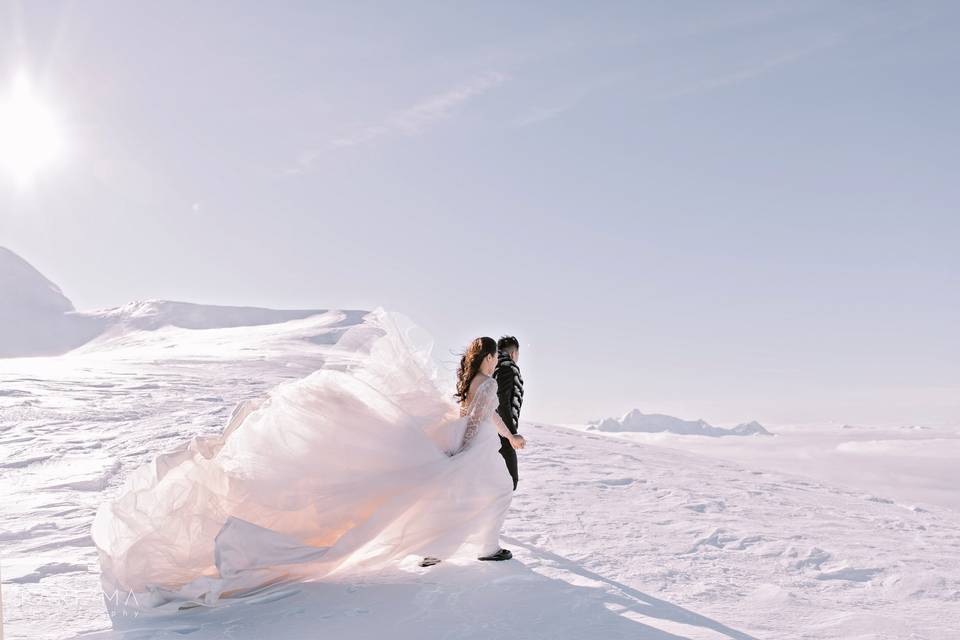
xmin=91 ymin=309 xmax=513 ymax=611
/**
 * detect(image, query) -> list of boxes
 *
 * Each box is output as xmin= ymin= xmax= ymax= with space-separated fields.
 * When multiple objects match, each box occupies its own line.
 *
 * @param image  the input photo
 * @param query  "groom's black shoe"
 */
xmin=477 ymin=548 xmax=512 ymax=561
xmin=419 ymin=557 xmax=441 ymax=567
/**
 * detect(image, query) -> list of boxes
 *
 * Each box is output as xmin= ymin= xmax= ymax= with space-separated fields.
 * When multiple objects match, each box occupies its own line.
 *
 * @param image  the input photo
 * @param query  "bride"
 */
xmin=91 ymin=310 xmax=527 ymax=611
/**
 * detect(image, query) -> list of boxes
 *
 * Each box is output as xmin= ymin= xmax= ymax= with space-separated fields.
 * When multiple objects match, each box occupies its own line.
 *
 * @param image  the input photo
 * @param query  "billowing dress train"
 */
xmin=91 ymin=310 xmax=514 ymax=611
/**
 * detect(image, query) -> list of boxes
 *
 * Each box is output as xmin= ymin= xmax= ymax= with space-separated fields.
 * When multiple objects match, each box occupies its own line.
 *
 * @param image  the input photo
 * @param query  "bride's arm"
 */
xmin=486 ymin=382 xmax=525 ymax=448
xmin=492 ymin=412 xmax=513 ymax=439
xmin=451 ymin=382 xmax=488 ymax=455
xmin=456 ymin=410 xmax=481 ymax=454
xmin=494 ymin=412 xmax=525 ymax=449
xmin=453 ymin=378 xmax=509 ymax=455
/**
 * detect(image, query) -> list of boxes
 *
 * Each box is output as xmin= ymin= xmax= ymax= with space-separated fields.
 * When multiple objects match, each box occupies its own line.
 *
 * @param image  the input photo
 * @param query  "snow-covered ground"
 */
xmin=2 ymin=313 xmax=958 ymax=639
xmin=568 ymin=421 xmax=960 ymax=513
xmin=1 ymin=248 xmax=959 ymax=639
xmin=0 ymin=310 xmax=364 ymax=637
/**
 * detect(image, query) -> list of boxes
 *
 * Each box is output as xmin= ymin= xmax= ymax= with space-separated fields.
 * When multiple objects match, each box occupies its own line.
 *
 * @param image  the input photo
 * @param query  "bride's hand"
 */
xmin=510 ymin=434 xmax=526 ymax=450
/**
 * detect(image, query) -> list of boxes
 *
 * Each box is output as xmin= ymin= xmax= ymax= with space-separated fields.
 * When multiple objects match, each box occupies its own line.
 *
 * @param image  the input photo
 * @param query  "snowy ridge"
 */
xmin=0 ymin=247 xmax=356 ymax=357
xmin=86 ymin=299 xmax=331 ymax=331
xmin=588 ymin=409 xmax=771 ymax=436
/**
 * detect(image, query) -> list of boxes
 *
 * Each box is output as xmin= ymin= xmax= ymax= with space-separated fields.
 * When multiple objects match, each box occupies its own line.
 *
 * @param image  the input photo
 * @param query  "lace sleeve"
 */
xmin=453 ymin=377 xmax=498 ymax=455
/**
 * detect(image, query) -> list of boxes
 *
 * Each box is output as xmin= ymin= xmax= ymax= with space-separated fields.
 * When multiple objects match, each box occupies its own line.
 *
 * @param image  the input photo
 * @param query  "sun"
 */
xmin=0 ymin=71 xmax=63 ymax=186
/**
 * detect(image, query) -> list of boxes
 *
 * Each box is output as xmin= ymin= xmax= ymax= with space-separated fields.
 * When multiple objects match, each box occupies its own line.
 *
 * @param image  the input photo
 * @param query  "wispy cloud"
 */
xmin=508 ymin=71 xmax=631 ymax=130
xmin=658 ymin=36 xmax=844 ymax=101
xmin=331 ymin=71 xmax=507 ymax=148
xmin=510 ymin=104 xmax=572 ymax=128
xmin=289 ymin=71 xmax=507 ymax=172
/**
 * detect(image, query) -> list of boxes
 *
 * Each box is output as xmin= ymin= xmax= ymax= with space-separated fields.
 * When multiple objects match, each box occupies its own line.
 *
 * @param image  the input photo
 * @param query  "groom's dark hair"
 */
xmin=497 ymin=336 xmax=519 ymax=352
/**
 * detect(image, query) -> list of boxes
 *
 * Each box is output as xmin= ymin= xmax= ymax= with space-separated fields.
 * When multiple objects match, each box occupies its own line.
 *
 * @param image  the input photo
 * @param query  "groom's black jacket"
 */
xmin=493 ymin=350 xmax=523 ymax=491
xmin=493 ymin=351 xmax=523 ymax=434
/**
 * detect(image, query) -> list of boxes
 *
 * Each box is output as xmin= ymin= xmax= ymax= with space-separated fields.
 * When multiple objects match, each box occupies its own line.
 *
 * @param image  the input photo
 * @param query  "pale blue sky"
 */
xmin=1 ymin=1 xmax=958 ymax=427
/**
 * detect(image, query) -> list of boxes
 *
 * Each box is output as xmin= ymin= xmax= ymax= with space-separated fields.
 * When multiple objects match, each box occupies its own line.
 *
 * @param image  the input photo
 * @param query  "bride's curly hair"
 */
xmin=455 ymin=336 xmax=498 ymax=404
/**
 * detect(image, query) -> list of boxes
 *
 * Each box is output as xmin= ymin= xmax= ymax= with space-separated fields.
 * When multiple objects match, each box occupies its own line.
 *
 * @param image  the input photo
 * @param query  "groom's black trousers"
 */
xmin=498 ymin=435 xmax=519 ymax=491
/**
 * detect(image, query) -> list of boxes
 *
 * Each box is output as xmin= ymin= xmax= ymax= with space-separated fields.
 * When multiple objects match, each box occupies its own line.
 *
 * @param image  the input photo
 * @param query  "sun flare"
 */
xmin=0 ymin=71 xmax=63 ymax=186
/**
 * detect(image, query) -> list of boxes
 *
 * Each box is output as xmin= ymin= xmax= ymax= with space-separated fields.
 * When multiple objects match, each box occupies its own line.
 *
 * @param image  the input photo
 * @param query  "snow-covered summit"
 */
xmin=587 ymin=409 xmax=771 ymax=436
xmin=0 ymin=246 xmax=95 ymax=357
xmin=0 ymin=246 xmax=353 ymax=358
xmin=0 ymin=245 xmax=74 ymax=313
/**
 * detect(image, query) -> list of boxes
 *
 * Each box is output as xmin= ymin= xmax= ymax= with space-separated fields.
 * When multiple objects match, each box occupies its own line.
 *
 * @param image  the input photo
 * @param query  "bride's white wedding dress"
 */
xmin=91 ymin=310 xmax=514 ymax=611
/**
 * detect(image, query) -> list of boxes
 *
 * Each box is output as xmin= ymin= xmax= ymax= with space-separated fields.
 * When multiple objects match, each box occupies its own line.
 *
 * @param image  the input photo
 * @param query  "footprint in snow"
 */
xmin=816 ymin=567 xmax=882 ymax=582
xmin=595 ymin=477 xmax=635 ymax=487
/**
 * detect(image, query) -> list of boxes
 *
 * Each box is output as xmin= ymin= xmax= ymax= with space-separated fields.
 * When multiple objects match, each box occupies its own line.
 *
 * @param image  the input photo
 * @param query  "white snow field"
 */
xmin=1 ymin=248 xmax=959 ymax=639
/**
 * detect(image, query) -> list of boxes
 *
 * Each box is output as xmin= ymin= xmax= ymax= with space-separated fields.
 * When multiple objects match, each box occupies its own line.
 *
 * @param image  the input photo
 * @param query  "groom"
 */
xmin=493 ymin=336 xmax=524 ymax=491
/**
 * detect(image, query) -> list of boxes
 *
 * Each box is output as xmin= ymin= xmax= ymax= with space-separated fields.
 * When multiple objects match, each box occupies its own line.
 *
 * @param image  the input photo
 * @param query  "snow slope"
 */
xmin=1 ymin=311 xmax=959 ymax=639
xmin=0 ymin=246 xmax=344 ymax=357
xmin=0 ymin=246 xmax=97 ymax=358
xmin=0 ymin=247 xmax=73 ymax=314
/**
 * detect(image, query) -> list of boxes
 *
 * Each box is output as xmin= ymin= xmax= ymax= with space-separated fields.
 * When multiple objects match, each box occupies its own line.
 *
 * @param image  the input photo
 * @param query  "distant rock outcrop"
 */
xmin=587 ymin=409 xmax=771 ymax=437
